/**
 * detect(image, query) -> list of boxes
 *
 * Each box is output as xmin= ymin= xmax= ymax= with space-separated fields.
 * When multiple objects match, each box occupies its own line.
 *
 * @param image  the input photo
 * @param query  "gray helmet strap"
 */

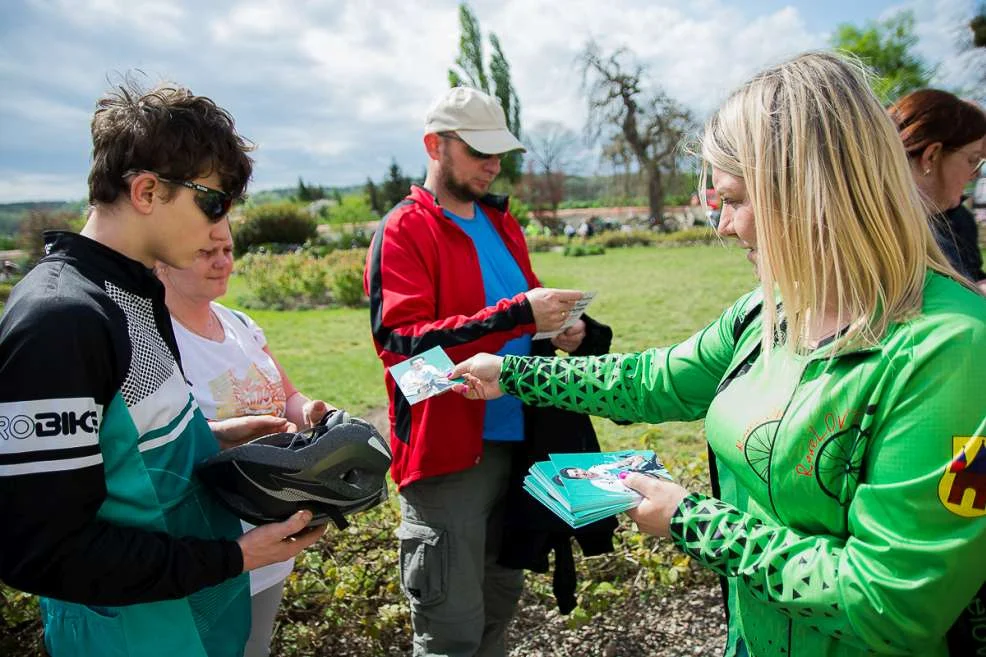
xmin=326 ymin=505 xmax=349 ymax=530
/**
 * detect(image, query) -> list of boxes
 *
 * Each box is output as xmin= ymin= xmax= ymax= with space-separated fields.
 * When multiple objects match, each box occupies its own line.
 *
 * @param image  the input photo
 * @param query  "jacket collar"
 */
xmin=407 ymin=184 xmax=510 ymax=219
xmin=42 ymin=230 xmax=163 ymax=296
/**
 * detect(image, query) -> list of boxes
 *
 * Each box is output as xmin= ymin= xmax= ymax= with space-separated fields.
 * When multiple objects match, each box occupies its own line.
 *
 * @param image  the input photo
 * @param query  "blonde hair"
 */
xmin=700 ymin=51 xmax=974 ymax=356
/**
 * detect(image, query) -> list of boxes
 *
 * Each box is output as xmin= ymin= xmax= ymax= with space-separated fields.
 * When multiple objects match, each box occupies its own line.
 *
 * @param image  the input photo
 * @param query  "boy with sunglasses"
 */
xmin=0 ymin=80 xmax=323 ymax=657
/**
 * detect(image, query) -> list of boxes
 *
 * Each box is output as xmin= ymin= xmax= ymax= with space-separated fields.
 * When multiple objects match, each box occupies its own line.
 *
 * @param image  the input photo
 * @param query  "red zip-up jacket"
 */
xmin=364 ymin=185 xmax=539 ymax=489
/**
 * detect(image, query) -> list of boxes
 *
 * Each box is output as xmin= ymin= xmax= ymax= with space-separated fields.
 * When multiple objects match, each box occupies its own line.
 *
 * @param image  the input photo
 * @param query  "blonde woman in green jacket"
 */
xmin=451 ymin=52 xmax=986 ymax=657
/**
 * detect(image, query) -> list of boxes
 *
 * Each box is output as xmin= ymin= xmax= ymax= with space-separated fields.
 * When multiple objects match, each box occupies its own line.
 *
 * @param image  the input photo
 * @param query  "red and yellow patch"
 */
xmin=939 ymin=436 xmax=986 ymax=518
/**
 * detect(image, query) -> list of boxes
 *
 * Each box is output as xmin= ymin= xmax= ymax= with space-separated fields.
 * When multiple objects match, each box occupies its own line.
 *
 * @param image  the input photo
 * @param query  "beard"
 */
xmin=437 ymin=153 xmax=489 ymax=204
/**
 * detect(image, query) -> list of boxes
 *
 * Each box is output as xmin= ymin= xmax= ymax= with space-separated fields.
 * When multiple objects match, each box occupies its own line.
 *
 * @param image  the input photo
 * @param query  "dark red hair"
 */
xmin=888 ymin=89 xmax=986 ymax=157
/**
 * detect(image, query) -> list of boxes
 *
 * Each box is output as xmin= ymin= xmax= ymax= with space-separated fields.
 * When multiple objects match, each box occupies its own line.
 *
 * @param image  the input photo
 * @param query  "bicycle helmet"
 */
xmin=196 ymin=410 xmax=391 ymax=529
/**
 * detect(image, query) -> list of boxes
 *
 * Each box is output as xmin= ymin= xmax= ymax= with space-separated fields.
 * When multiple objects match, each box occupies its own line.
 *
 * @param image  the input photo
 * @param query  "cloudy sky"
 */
xmin=0 ymin=0 xmax=981 ymax=203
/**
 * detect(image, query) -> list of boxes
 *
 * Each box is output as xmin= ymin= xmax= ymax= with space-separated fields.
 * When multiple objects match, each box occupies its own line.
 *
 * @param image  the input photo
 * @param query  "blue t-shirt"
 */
xmin=447 ymin=204 xmax=531 ymax=441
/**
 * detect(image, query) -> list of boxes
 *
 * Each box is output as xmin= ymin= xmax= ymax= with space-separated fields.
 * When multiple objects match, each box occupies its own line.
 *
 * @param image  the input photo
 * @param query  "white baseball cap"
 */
xmin=424 ymin=86 xmax=526 ymax=155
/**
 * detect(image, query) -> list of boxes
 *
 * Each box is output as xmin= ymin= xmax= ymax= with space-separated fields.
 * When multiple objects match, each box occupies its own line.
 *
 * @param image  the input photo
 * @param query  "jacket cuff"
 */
xmin=510 ymin=292 xmax=535 ymax=328
xmin=668 ymin=492 xmax=708 ymax=549
xmin=224 ymin=539 xmax=245 ymax=578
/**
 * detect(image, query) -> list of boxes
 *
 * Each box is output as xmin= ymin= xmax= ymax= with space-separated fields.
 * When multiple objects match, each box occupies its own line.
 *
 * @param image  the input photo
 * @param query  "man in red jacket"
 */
xmin=364 ymin=86 xmax=584 ymax=656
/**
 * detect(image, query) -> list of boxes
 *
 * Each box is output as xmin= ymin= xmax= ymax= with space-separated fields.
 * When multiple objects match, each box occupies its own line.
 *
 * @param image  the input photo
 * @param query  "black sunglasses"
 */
xmin=439 ymin=132 xmax=502 ymax=161
xmin=127 ymin=170 xmax=233 ymax=222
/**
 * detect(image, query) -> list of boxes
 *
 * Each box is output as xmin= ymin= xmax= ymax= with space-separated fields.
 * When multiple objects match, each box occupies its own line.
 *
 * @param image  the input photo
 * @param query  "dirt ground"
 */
xmin=507 ymin=582 xmax=727 ymax=657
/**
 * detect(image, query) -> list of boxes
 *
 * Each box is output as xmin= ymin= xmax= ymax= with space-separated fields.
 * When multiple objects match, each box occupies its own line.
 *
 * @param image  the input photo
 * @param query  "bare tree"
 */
xmin=524 ymin=121 xmax=580 ymax=218
xmin=580 ymin=41 xmax=695 ymax=228
xmin=601 ymin=134 xmax=637 ymax=200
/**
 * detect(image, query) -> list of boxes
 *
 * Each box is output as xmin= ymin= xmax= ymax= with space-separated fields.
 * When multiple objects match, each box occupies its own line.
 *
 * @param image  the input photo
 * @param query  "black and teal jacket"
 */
xmin=0 ymin=232 xmax=249 ymax=657
xmin=499 ymin=273 xmax=986 ymax=657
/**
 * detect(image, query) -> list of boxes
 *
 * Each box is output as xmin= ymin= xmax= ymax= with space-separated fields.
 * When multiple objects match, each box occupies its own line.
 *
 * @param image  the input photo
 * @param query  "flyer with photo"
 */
xmin=388 ymin=346 xmax=463 ymax=405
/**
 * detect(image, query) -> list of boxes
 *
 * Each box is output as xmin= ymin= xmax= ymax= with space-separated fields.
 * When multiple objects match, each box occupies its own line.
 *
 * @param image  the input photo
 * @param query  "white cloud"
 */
xmin=0 ymin=172 xmax=86 ymax=204
xmin=1 ymin=0 xmax=973 ymax=202
xmin=29 ymin=0 xmax=188 ymax=45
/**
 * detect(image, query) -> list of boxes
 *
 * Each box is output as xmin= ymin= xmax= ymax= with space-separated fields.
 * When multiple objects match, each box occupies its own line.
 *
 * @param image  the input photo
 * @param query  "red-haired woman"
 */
xmin=889 ymin=89 xmax=986 ymax=291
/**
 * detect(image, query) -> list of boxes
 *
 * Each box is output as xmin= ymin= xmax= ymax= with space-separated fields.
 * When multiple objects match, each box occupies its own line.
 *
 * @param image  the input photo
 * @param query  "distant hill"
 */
xmin=0 ymin=200 xmax=86 ymax=236
xmin=0 ymin=183 xmax=367 ymax=236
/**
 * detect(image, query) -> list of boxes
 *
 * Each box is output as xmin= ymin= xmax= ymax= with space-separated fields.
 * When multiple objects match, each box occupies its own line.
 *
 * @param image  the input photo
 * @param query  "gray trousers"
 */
xmin=397 ymin=442 xmax=525 ymax=657
xmin=243 ymin=579 xmax=285 ymax=657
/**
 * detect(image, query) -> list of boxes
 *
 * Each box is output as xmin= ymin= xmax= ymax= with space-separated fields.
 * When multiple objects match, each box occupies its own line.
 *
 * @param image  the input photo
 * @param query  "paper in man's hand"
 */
xmin=533 ymin=291 xmax=597 ymax=340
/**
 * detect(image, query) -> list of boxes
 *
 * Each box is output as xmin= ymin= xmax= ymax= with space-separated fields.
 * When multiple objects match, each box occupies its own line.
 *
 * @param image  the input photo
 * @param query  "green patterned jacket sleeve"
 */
xmin=668 ymin=315 xmax=986 ymax=654
xmin=499 ymin=291 xmax=760 ymax=424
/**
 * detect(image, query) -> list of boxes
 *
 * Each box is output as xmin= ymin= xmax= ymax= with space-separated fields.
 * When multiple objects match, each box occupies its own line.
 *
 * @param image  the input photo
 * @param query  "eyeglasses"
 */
xmin=439 ymin=132 xmax=502 ymax=161
xmin=126 ymin=170 xmax=234 ymax=222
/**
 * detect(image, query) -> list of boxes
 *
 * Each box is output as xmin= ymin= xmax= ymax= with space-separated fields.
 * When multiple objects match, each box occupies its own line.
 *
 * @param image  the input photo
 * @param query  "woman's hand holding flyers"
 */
xmin=621 ymin=472 xmax=690 ymax=538
xmin=449 ymin=353 xmax=505 ymax=400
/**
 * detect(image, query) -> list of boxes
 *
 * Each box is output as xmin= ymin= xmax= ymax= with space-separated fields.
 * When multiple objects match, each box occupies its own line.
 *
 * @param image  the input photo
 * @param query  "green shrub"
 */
xmin=236 ymin=250 xmax=367 ymax=310
xmin=1 ymin=585 xmax=42 ymax=655
xmin=563 ymin=244 xmax=606 ymax=257
xmin=301 ymin=237 xmax=336 ymax=258
xmin=236 ymin=252 xmax=330 ymax=310
xmin=233 ymin=202 xmax=317 ymax=256
xmin=587 ymin=230 xmax=655 ymax=249
xmin=328 ymin=194 xmax=377 ymax=227
xmin=0 ymin=280 xmax=17 ymax=304
xmin=653 ymin=226 xmax=718 ymax=245
xmin=272 ymin=486 xmax=409 ymax=655
xmin=510 ymin=199 xmax=531 ymax=225
xmin=334 ymin=228 xmax=373 ymax=250
xmin=0 ymin=235 xmax=17 ymax=249
xmin=325 ymin=250 xmax=367 ymax=307
xmin=525 ymin=234 xmax=563 ymax=252
xmin=664 ymin=193 xmax=694 ymax=206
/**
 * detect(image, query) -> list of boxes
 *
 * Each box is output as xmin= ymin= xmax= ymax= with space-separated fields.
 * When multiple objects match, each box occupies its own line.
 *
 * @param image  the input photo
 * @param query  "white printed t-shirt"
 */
xmin=172 ymin=302 xmax=293 ymax=595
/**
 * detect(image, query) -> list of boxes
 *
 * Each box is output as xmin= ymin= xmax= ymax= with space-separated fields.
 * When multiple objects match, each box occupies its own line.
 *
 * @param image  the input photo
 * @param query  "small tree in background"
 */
xmin=523 ymin=121 xmax=581 ymax=221
xmin=381 ymin=159 xmax=413 ymax=210
xmin=448 ymin=3 xmax=523 ymax=184
xmin=365 ymin=177 xmax=383 ymax=215
xmin=831 ymin=11 xmax=930 ymax=102
xmin=296 ymin=177 xmax=326 ymax=202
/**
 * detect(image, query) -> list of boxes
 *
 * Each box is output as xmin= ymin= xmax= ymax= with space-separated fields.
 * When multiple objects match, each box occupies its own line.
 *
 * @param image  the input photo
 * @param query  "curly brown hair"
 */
xmin=88 ymin=77 xmax=254 ymax=205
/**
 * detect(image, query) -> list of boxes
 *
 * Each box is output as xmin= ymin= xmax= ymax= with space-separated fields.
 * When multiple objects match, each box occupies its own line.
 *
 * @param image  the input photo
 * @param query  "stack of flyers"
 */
xmin=523 ymin=450 xmax=673 ymax=528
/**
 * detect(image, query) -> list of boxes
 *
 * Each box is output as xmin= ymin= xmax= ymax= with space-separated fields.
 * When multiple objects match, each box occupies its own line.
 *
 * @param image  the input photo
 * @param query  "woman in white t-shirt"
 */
xmin=156 ymin=220 xmax=333 ymax=657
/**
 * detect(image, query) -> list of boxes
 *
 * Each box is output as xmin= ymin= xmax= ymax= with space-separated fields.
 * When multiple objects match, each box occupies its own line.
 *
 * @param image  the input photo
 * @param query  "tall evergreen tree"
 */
xmin=365 ymin=177 xmax=383 ymax=215
xmin=381 ymin=159 xmax=412 ymax=209
xmin=447 ymin=3 xmax=523 ymax=183
xmin=448 ymin=5 xmax=488 ymax=92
